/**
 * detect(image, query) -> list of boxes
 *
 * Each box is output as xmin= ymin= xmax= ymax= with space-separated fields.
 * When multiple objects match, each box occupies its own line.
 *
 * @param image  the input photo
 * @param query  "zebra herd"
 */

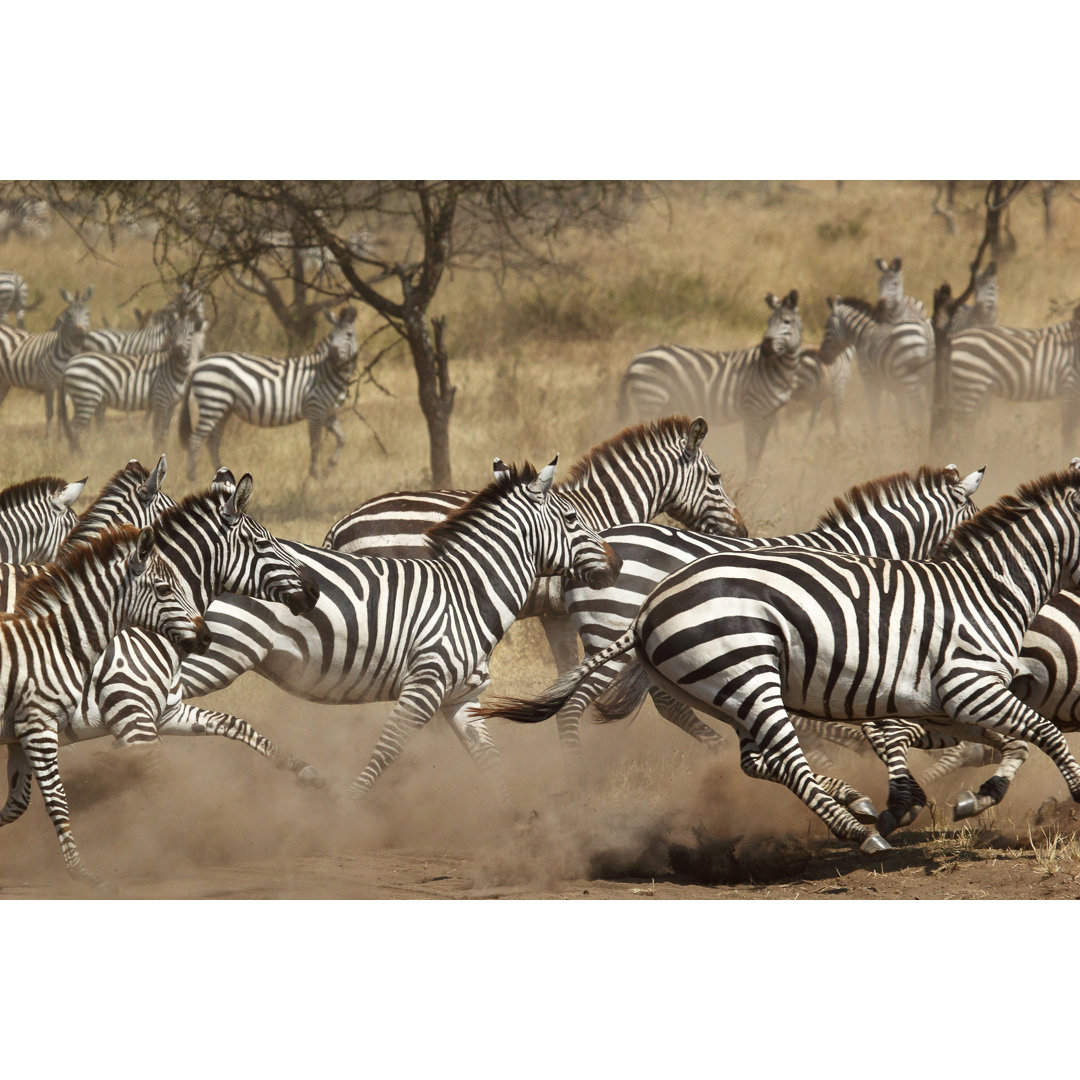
xmin=0 ymin=275 xmax=362 ymax=479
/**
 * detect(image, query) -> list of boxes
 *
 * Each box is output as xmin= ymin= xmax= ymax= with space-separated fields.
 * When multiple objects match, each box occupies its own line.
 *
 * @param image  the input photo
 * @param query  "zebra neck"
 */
xmin=561 ymin=461 xmax=659 ymax=527
xmin=153 ymin=531 xmax=216 ymax=611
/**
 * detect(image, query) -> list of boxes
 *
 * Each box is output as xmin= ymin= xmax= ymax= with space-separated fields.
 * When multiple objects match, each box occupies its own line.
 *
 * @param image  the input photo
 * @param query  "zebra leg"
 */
xmin=918 ymin=740 xmax=1002 ymax=787
xmin=440 ymin=694 xmax=514 ymax=812
xmin=861 ymin=719 xmax=930 ymax=836
xmin=43 ymin=388 xmax=55 ymax=436
xmin=0 ymin=744 xmax=34 ymax=825
xmin=206 ymin=421 xmax=226 ymax=473
xmin=648 ymin=687 xmax=726 ymax=749
xmin=947 ymin=731 xmax=1029 ymax=821
xmin=307 ymin=418 xmax=325 ymax=479
xmin=95 ymin=402 xmax=107 ymax=430
xmin=742 ymin=417 xmax=774 ymax=476
xmin=346 ymin=675 xmax=442 ymax=801
xmin=156 ymin=702 xmax=326 ymax=787
xmin=325 ymin=415 xmax=346 ymax=471
xmin=14 ymin=713 xmax=104 ymax=888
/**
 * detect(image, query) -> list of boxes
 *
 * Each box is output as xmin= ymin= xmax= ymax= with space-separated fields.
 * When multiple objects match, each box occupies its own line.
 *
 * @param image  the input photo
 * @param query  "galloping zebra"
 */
xmin=175 ymin=457 xmax=622 ymax=810
xmin=179 ymin=305 xmax=358 ymax=480
xmin=820 ymin=294 xmax=933 ymax=427
xmin=60 ymin=312 xmax=205 ymax=451
xmin=323 ymin=416 xmax=747 ymax=673
xmin=945 ymin=304 xmax=1080 ymax=443
xmin=483 ymin=465 xmax=1080 ymax=854
xmin=617 ymin=291 xmax=805 ymax=475
xmin=0 ymin=287 xmax=93 ymax=431
xmin=0 ymin=523 xmax=207 ymax=886
xmin=546 ymin=464 xmax=983 ymax=762
xmin=0 ymin=474 xmax=86 ymax=562
xmin=83 ymin=282 xmax=204 ymax=355
xmin=0 ymin=271 xmax=30 ymax=328
xmin=947 ymin=261 xmax=998 ymax=335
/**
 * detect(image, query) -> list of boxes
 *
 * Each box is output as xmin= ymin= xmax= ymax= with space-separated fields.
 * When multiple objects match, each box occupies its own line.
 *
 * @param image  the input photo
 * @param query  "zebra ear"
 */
xmin=875 ymin=257 xmax=889 ymax=273
xmin=527 ymin=456 xmax=559 ymax=500
xmin=1070 ymin=457 xmax=1080 ymax=474
xmin=952 ymin=465 xmax=986 ymax=500
xmin=139 ymin=454 xmax=167 ymax=503
xmin=132 ymin=526 xmax=156 ymax=572
xmin=765 ymin=293 xmax=779 ymax=310
xmin=53 ymin=477 xmax=87 ymax=510
xmin=826 ymin=296 xmax=837 ymax=311
xmin=786 ymin=289 xmax=799 ymax=309
xmin=60 ymin=288 xmax=72 ymax=303
xmin=686 ymin=417 xmax=708 ymax=453
xmin=224 ymin=473 xmax=254 ymax=521
xmin=493 ymin=458 xmax=513 ymax=488
xmin=891 ymin=257 xmax=902 ymax=272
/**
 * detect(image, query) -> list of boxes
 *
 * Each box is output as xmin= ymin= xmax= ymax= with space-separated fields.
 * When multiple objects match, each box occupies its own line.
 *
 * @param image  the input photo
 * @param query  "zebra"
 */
xmin=785 ymin=344 xmax=854 ymax=436
xmin=0 ymin=522 xmax=208 ymax=886
xmin=947 ymin=261 xmax=998 ymax=336
xmin=945 ymin=304 xmax=1080 ymax=444
xmin=617 ymin=291 xmax=805 ymax=475
xmin=0 ymin=474 xmax=86 ymax=562
xmin=547 ymin=463 xmax=984 ymax=766
xmin=322 ymin=416 xmax=747 ymax=673
xmin=874 ymin=255 xmax=927 ymax=322
xmin=83 ymin=282 xmax=204 ymax=355
xmin=0 ymin=197 xmax=51 ymax=242
xmin=175 ymin=457 xmax=622 ymax=810
xmin=482 ymin=464 xmax=1080 ymax=855
xmin=820 ymin=294 xmax=934 ymax=428
xmin=60 ymin=312 xmax=205 ymax=452
xmin=0 ymin=271 xmax=30 ymax=329
xmin=0 ymin=287 xmax=93 ymax=432
xmin=179 ymin=305 xmax=358 ymax=480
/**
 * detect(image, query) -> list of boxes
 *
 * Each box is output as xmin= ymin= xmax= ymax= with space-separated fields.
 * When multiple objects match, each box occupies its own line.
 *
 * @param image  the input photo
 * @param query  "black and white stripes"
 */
xmin=0 ymin=271 xmax=30 ymax=329
xmin=0 ymin=474 xmax=85 ymax=562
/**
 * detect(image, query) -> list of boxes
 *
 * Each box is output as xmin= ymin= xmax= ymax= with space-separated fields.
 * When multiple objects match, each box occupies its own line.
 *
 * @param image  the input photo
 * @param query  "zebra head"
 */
xmin=56 ymin=286 xmax=94 ymax=356
xmin=209 ymin=469 xmax=320 ymax=614
xmin=664 ymin=417 xmax=748 ymax=537
xmin=974 ymin=261 xmax=998 ymax=313
xmin=166 ymin=313 xmax=204 ymax=371
xmin=324 ymin=305 xmax=359 ymax=370
xmin=763 ymin=290 xmax=802 ymax=361
xmin=125 ymin=526 xmax=212 ymax=655
xmin=511 ymin=456 xmax=622 ymax=589
xmin=875 ymin=255 xmax=904 ymax=313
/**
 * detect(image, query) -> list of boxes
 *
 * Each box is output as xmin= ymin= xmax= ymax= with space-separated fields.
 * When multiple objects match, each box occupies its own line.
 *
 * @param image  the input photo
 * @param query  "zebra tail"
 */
xmin=178 ymin=387 xmax=193 ymax=449
xmin=477 ymin=630 xmax=637 ymax=725
xmin=592 ymin=663 xmax=652 ymax=723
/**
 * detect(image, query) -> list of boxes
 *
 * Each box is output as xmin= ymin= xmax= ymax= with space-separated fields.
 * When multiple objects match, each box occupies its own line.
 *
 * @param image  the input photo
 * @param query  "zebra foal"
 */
xmin=617 ymin=291 xmax=805 ymax=475
xmin=483 ymin=465 xmax=1080 ymax=855
xmin=179 ymin=305 xmax=358 ymax=480
xmin=0 ymin=523 xmax=208 ymax=886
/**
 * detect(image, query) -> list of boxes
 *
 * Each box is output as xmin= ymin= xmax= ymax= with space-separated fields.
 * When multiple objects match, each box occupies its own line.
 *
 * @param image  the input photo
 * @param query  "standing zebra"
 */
xmin=179 ymin=305 xmax=358 ymax=480
xmin=0 ymin=474 xmax=86 ymax=562
xmin=945 ymin=304 xmax=1080 ymax=443
xmin=323 ymin=416 xmax=746 ymax=673
xmin=874 ymin=255 xmax=927 ymax=322
xmin=617 ymin=291 xmax=805 ymax=475
xmin=83 ymin=282 xmax=204 ymax=355
xmin=820 ymin=294 xmax=933 ymax=427
xmin=175 ymin=457 xmax=622 ymax=809
xmin=0 ymin=287 xmax=93 ymax=432
xmin=547 ymin=464 xmax=983 ymax=761
xmin=947 ymin=261 xmax=998 ymax=335
xmin=0 ymin=271 xmax=30 ymax=329
xmin=60 ymin=312 xmax=205 ymax=451
xmin=483 ymin=465 xmax=1080 ymax=854
xmin=0 ymin=523 xmax=207 ymax=886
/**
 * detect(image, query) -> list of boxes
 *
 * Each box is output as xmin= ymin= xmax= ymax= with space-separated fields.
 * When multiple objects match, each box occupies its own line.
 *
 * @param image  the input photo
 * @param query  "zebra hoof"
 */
xmin=876 ymin=809 xmax=899 ymax=837
xmin=859 ymin=832 xmax=892 ymax=856
xmin=952 ymin=790 xmax=980 ymax=820
xmin=848 ymin=796 xmax=879 ymax=824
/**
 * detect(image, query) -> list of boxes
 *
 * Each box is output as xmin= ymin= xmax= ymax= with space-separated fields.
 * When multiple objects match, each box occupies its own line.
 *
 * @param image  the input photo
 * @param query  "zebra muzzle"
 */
xmin=583 ymin=546 xmax=622 ymax=590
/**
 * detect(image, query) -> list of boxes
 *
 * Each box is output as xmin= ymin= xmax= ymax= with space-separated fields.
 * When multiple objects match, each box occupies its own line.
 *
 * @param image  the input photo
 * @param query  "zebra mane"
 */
xmin=563 ymin=417 xmax=696 ymax=489
xmin=424 ymin=461 xmax=542 ymax=551
xmin=62 ymin=460 xmax=152 ymax=548
xmin=10 ymin=522 xmax=141 ymax=619
xmin=817 ymin=466 xmax=954 ymax=531
xmin=935 ymin=469 xmax=1080 ymax=561
xmin=835 ymin=296 xmax=885 ymax=322
xmin=0 ymin=475 xmax=70 ymax=515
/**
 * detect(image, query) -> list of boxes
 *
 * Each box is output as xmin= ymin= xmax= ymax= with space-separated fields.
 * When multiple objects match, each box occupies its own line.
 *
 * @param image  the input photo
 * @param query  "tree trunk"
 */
xmin=405 ymin=309 xmax=456 ymax=486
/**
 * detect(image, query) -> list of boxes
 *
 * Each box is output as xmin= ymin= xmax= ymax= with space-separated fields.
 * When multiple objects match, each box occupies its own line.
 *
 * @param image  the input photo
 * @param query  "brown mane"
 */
xmin=12 ymin=522 xmax=142 ymax=619
xmin=817 ymin=466 xmax=957 ymax=531
xmin=935 ymin=468 xmax=1079 ymax=561
xmin=61 ymin=460 xmax=152 ymax=549
xmin=425 ymin=461 xmax=541 ymax=551
xmin=562 ymin=417 xmax=698 ymax=490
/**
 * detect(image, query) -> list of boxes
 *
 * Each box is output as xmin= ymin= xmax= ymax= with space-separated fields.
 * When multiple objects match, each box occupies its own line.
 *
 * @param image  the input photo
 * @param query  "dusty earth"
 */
xmin=2 ymin=680 xmax=1079 ymax=902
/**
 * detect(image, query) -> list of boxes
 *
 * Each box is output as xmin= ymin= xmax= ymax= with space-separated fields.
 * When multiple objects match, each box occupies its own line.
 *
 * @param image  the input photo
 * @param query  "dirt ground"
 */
xmin=3 ymin=682 xmax=1079 ymax=901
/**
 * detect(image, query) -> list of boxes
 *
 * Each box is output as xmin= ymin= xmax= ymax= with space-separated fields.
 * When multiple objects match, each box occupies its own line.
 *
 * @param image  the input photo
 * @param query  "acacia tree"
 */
xmin=24 ymin=180 xmax=644 ymax=487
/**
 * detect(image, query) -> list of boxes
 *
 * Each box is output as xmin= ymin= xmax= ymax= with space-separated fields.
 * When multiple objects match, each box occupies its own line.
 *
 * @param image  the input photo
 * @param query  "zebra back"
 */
xmin=84 ymin=282 xmax=205 ymax=355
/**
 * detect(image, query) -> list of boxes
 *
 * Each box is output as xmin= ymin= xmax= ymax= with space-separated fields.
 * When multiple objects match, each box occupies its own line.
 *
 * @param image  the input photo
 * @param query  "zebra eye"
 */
xmin=154 ymin=580 xmax=172 ymax=599
xmin=708 ymin=472 xmax=722 ymax=485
